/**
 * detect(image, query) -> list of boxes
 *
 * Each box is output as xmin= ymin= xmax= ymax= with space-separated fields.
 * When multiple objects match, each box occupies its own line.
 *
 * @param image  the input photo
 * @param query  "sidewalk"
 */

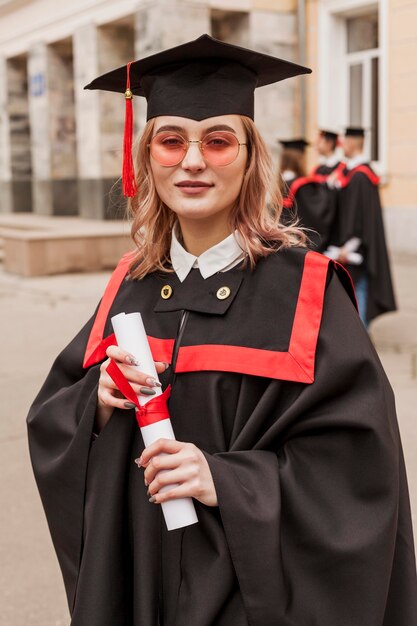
xmin=0 ymin=255 xmax=416 ymax=625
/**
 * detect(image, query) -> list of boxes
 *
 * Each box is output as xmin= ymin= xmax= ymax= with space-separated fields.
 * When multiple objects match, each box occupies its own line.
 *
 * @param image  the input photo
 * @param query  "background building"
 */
xmin=0 ymin=0 xmax=302 ymax=221
xmin=0 ymin=0 xmax=416 ymax=253
xmin=305 ymin=0 xmax=417 ymax=254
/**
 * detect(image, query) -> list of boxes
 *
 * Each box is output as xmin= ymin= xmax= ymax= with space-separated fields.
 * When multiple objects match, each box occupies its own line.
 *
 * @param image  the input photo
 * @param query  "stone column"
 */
xmin=5 ymin=54 xmax=32 ymax=213
xmin=28 ymin=43 xmax=53 ymax=215
xmin=134 ymin=0 xmax=211 ymax=131
xmin=211 ymin=8 xmax=249 ymax=45
xmin=74 ymin=20 xmax=135 ymax=220
xmin=48 ymin=39 xmax=78 ymax=216
xmin=73 ymin=24 xmax=102 ymax=219
xmin=248 ymin=8 xmax=299 ymax=158
xmin=0 ymin=56 xmax=12 ymax=213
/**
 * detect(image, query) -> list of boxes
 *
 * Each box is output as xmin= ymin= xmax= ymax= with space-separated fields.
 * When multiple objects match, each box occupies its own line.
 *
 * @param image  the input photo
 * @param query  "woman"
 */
xmin=279 ymin=138 xmax=336 ymax=253
xmin=27 ymin=35 xmax=417 ymax=625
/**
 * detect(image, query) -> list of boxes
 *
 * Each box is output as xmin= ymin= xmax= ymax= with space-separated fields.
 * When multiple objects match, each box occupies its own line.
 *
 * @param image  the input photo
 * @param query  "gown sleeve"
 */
xmin=203 ymin=270 xmax=417 ymax=626
xmin=26 ymin=311 xmax=101 ymax=612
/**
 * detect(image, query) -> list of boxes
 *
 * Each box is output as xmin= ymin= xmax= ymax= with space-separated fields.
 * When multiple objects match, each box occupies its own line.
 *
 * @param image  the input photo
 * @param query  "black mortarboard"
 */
xmin=84 ymin=34 xmax=311 ymax=196
xmin=319 ymin=129 xmax=339 ymax=142
xmin=279 ymin=139 xmax=310 ymax=152
xmin=345 ymin=127 xmax=365 ymax=137
xmin=85 ymin=34 xmax=311 ymax=121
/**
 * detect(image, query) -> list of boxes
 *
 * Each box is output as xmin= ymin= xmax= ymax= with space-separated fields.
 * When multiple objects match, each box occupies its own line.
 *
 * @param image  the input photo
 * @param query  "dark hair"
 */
xmin=280 ymin=148 xmax=306 ymax=179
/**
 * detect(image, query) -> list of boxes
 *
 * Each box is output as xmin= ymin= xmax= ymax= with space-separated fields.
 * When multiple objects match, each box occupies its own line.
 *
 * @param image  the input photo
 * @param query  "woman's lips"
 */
xmin=175 ymin=181 xmax=214 ymax=195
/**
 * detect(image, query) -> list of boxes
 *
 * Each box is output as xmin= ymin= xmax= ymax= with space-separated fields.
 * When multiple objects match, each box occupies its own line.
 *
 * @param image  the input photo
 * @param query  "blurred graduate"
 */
xmin=324 ymin=127 xmax=396 ymax=326
xmin=280 ymin=138 xmax=335 ymax=252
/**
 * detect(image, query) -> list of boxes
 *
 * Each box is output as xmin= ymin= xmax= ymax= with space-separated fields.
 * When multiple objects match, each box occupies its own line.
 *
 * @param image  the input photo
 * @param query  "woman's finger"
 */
xmin=99 ymin=370 xmax=154 ymax=398
xmin=99 ymin=370 xmax=120 ymax=391
xmin=148 ymin=481 xmax=200 ymax=504
xmin=143 ymin=451 xmax=186 ymax=484
xmin=98 ymin=388 xmax=137 ymax=411
xmin=106 ymin=345 xmax=139 ymax=365
xmin=148 ymin=467 xmax=197 ymax=496
xmin=139 ymin=439 xmax=185 ymax=467
xmin=104 ymin=360 xmax=161 ymax=389
xmin=154 ymin=361 xmax=170 ymax=374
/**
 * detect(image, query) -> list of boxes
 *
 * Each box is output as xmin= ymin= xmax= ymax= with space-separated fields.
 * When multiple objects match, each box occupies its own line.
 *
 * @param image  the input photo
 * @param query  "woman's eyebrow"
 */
xmin=155 ymin=125 xmax=185 ymax=134
xmin=154 ymin=124 xmax=237 ymax=135
xmin=204 ymin=124 xmax=237 ymax=134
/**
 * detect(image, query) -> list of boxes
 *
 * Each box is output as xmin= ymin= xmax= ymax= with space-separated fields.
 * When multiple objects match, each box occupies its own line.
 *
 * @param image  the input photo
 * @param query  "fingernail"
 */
xmin=149 ymin=496 xmax=157 ymax=503
xmin=145 ymin=377 xmax=162 ymax=388
xmin=134 ymin=458 xmax=141 ymax=466
xmin=124 ymin=401 xmax=137 ymax=409
xmin=163 ymin=363 xmax=170 ymax=370
xmin=146 ymin=488 xmax=150 ymax=497
xmin=140 ymin=387 xmax=156 ymax=396
xmin=144 ymin=479 xmax=148 ymax=487
xmin=126 ymin=355 xmax=139 ymax=366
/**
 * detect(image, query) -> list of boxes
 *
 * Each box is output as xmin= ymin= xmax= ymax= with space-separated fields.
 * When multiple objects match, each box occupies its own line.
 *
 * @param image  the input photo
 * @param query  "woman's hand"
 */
xmin=139 ymin=439 xmax=218 ymax=507
xmin=95 ymin=345 xmax=168 ymax=433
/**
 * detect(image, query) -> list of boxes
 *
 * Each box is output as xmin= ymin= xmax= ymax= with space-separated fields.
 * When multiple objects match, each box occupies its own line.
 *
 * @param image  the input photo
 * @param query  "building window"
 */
xmin=345 ymin=11 xmax=380 ymax=161
xmin=318 ymin=1 xmax=387 ymax=171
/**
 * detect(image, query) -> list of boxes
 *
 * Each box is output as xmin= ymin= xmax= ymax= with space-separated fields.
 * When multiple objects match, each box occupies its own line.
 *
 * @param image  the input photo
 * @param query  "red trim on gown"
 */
xmin=83 ymin=251 xmax=352 ymax=384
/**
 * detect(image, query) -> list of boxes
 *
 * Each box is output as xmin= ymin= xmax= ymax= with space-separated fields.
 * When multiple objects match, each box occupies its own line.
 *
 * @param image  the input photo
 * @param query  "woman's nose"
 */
xmin=181 ymin=141 xmax=206 ymax=171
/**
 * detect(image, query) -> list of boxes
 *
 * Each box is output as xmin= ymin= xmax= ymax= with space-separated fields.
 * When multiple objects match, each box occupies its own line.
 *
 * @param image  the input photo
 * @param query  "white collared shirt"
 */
xmin=346 ymin=153 xmax=368 ymax=170
xmin=282 ymin=170 xmax=297 ymax=182
xmin=320 ymin=153 xmax=340 ymax=168
xmin=170 ymin=225 xmax=247 ymax=282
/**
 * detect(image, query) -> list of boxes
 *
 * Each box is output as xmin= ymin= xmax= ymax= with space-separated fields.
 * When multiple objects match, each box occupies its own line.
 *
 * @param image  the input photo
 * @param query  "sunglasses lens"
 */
xmin=151 ymin=133 xmax=186 ymax=166
xmin=150 ymin=131 xmax=241 ymax=166
xmin=202 ymin=132 xmax=240 ymax=166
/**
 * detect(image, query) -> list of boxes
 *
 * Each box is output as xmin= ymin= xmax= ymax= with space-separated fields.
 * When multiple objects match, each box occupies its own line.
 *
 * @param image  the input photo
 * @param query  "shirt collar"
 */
xmin=170 ymin=225 xmax=246 ymax=282
xmin=318 ymin=153 xmax=339 ymax=167
xmin=324 ymin=153 xmax=340 ymax=168
xmin=282 ymin=169 xmax=297 ymax=181
xmin=346 ymin=153 xmax=368 ymax=170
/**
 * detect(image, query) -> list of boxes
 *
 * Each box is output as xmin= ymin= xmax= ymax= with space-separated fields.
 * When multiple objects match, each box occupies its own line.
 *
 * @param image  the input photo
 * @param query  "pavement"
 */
xmin=0 ymin=255 xmax=416 ymax=625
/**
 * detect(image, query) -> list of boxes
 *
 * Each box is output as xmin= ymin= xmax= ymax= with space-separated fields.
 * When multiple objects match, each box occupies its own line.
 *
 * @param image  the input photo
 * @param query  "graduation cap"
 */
xmin=84 ymin=34 xmax=311 ymax=196
xmin=345 ymin=127 xmax=365 ymax=138
xmin=279 ymin=139 xmax=310 ymax=152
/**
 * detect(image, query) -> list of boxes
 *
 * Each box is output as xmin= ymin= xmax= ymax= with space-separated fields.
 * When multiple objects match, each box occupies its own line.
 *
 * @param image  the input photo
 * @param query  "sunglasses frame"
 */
xmin=148 ymin=131 xmax=247 ymax=167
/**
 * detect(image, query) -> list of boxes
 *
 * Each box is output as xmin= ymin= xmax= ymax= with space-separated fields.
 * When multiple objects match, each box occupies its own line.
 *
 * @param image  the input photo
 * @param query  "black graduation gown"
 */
xmin=283 ymin=176 xmax=336 ymax=252
xmin=311 ymin=161 xmax=341 ymax=177
xmin=336 ymin=164 xmax=396 ymax=322
xmin=27 ymin=247 xmax=417 ymax=626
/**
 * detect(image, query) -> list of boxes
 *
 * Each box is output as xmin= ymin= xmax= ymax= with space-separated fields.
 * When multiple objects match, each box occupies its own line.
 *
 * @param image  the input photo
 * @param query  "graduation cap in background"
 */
xmin=85 ymin=34 xmax=311 ymax=196
xmin=345 ymin=127 xmax=365 ymax=138
xmin=319 ymin=129 xmax=339 ymax=142
xmin=279 ymin=138 xmax=310 ymax=153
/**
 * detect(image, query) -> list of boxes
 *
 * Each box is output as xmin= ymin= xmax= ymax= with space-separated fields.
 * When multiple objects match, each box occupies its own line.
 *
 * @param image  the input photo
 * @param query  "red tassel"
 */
xmin=122 ymin=62 xmax=137 ymax=197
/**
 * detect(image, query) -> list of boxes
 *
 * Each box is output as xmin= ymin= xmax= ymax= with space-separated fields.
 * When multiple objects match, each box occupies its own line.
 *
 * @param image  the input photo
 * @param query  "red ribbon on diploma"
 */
xmin=106 ymin=359 xmax=171 ymax=428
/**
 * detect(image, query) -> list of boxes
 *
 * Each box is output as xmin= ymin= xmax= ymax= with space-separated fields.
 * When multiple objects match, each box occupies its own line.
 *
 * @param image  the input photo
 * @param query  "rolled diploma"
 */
xmin=323 ymin=245 xmax=363 ymax=265
xmin=111 ymin=312 xmax=198 ymax=531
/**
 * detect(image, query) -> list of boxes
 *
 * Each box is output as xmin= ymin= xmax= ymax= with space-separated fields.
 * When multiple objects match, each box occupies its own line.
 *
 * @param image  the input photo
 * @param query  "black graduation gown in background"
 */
xmin=283 ymin=176 xmax=336 ymax=252
xmin=311 ymin=160 xmax=342 ymax=177
xmin=27 ymin=248 xmax=417 ymax=626
xmin=336 ymin=165 xmax=396 ymax=322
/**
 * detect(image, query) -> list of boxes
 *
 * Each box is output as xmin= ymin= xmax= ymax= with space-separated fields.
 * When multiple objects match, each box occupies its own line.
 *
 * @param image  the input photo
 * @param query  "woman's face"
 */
xmin=149 ymin=115 xmax=248 ymax=226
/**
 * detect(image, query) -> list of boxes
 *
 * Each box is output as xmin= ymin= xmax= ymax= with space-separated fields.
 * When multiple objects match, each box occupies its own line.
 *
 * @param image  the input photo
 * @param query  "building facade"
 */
xmin=0 ymin=0 xmax=302 ymax=220
xmin=306 ymin=0 xmax=417 ymax=254
xmin=0 ymin=0 xmax=416 ymax=252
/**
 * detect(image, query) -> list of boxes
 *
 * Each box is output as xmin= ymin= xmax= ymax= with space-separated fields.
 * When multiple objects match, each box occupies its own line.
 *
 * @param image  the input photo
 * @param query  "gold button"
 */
xmin=161 ymin=285 xmax=173 ymax=299
xmin=216 ymin=286 xmax=231 ymax=300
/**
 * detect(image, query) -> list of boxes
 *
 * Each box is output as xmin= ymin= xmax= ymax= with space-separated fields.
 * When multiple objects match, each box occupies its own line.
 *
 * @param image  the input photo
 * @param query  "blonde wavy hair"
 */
xmin=127 ymin=116 xmax=306 ymax=279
